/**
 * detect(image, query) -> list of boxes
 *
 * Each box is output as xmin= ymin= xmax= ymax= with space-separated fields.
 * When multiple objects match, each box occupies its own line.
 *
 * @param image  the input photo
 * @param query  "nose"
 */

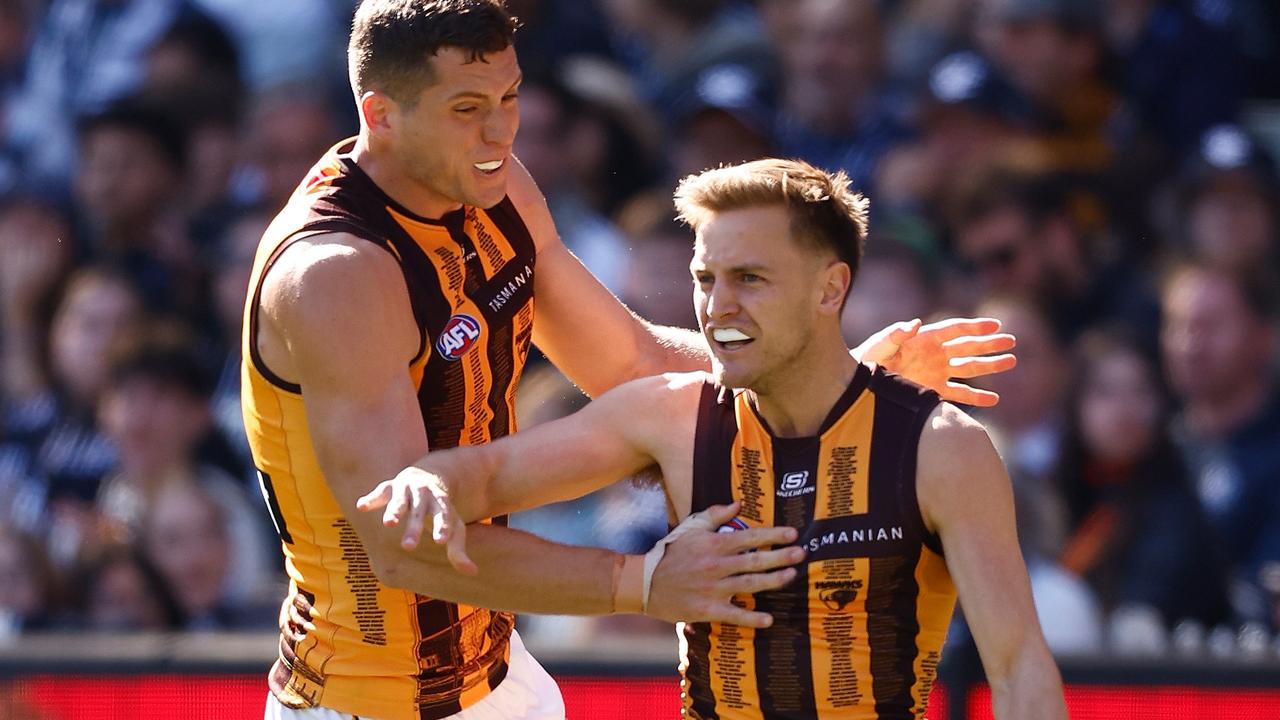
xmin=483 ymin=105 xmax=518 ymax=148
xmin=704 ymin=280 xmax=738 ymax=320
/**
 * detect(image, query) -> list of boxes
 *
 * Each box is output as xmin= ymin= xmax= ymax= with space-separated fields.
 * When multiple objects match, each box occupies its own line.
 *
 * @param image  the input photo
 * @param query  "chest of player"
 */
xmin=390 ymin=209 xmax=536 ymax=366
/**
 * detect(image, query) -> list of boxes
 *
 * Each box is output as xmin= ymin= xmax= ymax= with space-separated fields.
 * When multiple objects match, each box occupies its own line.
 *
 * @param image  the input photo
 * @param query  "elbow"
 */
xmin=368 ymin=543 xmax=407 ymax=589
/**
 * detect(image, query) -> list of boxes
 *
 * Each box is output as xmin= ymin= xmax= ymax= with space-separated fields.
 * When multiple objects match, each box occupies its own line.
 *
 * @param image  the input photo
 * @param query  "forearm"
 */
xmin=637 ymin=323 xmax=710 ymax=378
xmin=989 ymin=642 xmax=1067 ymax=720
xmin=383 ymin=522 xmax=626 ymax=615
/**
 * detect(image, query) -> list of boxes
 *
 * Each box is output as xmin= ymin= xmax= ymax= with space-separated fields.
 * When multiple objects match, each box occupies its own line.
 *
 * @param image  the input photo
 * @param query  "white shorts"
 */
xmin=264 ymin=630 xmax=565 ymax=720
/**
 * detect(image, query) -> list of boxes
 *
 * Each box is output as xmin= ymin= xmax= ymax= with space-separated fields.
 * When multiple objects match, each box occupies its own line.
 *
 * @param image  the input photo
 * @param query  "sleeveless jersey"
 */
xmin=681 ymin=364 xmax=957 ymax=720
xmin=241 ymin=139 xmax=536 ymax=720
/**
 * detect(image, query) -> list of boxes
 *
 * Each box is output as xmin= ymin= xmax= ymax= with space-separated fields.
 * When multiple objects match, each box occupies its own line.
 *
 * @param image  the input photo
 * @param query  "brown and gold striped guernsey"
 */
xmin=242 ymin=139 xmax=536 ymax=720
xmin=681 ymin=364 xmax=957 ymax=720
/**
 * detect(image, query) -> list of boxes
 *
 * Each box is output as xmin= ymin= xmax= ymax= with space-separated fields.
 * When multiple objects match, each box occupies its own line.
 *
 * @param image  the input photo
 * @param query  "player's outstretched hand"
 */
xmin=855 ymin=317 xmax=1016 ymax=407
xmin=645 ymin=503 xmax=806 ymax=628
xmin=357 ymin=468 xmax=479 ymax=576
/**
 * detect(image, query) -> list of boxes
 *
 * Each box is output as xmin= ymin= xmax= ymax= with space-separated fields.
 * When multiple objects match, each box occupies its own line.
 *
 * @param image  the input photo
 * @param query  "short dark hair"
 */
xmin=348 ymin=0 xmax=520 ymax=103
xmin=674 ymin=158 xmax=869 ymax=294
xmin=109 ymin=327 xmax=214 ymax=400
xmin=78 ymin=97 xmax=188 ymax=171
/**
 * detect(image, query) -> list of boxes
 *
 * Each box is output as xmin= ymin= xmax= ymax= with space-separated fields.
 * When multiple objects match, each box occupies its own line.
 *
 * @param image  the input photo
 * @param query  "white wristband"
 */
xmin=640 ymin=508 xmax=720 ymax=613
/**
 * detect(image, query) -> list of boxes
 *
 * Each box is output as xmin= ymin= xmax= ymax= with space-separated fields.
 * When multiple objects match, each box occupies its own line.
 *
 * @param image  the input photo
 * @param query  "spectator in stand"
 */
xmin=764 ymin=0 xmax=909 ymax=193
xmin=94 ymin=330 xmax=276 ymax=608
xmin=667 ymin=62 xmax=777 ymax=179
xmin=948 ymin=163 xmax=1159 ymax=344
xmin=511 ymin=71 xmax=630 ymax=291
xmin=1164 ymin=124 xmax=1279 ymax=274
xmin=235 ymin=84 xmax=342 ymax=214
xmin=0 ymin=268 xmax=144 ymax=567
xmin=3 ymin=0 xmax=214 ymax=189
xmin=140 ymin=13 xmax=247 ymax=244
xmin=975 ymin=0 xmax=1117 ymax=175
xmin=0 ymin=196 xmax=76 ymax=532
xmin=0 ymin=526 xmax=62 ymax=634
xmin=1055 ymin=329 xmax=1230 ymax=629
xmin=208 ymin=211 xmax=270 ymax=477
xmin=1101 ymin=0 xmax=1243 ymax=155
xmin=1162 ymin=262 xmax=1280 ymax=629
xmin=140 ymin=478 xmax=275 ymax=629
xmin=875 ymin=49 xmax=1035 ymax=215
xmin=971 ymin=295 xmax=1070 ymax=552
xmin=75 ymin=98 xmax=206 ymax=325
xmin=79 ymin=544 xmax=184 ymax=632
xmin=613 ymin=191 xmax=697 ymax=329
xmin=599 ymin=0 xmax=776 ymax=124
xmin=0 ymin=0 xmax=33 ymax=193
xmin=840 ymin=223 xmax=942 ymax=350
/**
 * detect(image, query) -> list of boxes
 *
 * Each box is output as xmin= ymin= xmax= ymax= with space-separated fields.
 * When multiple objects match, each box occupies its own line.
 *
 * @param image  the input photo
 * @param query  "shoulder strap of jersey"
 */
xmin=691 ymin=381 xmax=740 ymax=516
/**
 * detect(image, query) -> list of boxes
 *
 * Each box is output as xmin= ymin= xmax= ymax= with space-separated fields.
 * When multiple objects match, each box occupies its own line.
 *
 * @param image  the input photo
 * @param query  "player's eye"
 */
xmin=454 ymin=106 xmax=479 ymax=116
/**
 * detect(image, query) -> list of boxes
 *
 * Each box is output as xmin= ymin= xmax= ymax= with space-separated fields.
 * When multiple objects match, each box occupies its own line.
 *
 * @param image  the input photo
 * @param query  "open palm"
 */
xmin=857 ymin=318 xmax=1016 ymax=407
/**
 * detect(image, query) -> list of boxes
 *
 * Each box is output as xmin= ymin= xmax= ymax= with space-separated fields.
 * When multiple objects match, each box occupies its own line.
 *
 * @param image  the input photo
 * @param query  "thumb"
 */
xmin=889 ymin=318 xmax=923 ymax=343
xmin=701 ymin=501 xmax=742 ymax=529
xmin=356 ymin=482 xmax=393 ymax=511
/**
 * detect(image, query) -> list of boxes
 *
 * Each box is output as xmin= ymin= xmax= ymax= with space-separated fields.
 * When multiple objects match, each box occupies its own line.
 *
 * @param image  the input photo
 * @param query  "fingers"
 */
xmin=713 ymin=606 xmax=776 ymax=629
xmin=703 ymin=501 xmax=742 ymax=528
xmin=939 ymin=381 xmax=1002 ymax=407
xmin=356 ymin=482 xmax=393 ymax=512
xmin=723 ymin=525 xmax=798 ymax=554
xmin=947 ymin=353 xmax=1017 ymax=379
xmin=382 ymin=483 xmax=412 ymax=527
xmin=445 ymin=530 xmax=478 ymax=576
xmin=920 ymin=317 xmax=1003 ymax=342
xmin=941 ymin=333 xmax=1016 ymax=358
xmin=887 ymin=318 xmax=922 ymax=342
xmin=719 ymin=567 xmax=800 ymax=596
xmin=400 ymin=487 xmax=427 ymax=549
xmin=720 ymin=545 xmax=806 ymax=575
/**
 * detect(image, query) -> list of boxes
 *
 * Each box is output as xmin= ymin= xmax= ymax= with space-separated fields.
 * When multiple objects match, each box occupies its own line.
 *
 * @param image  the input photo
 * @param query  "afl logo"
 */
xmin=717 ymin=517 xmax=749 ymax=534
xmin=436 ymin=314 xmax=481 ymax=361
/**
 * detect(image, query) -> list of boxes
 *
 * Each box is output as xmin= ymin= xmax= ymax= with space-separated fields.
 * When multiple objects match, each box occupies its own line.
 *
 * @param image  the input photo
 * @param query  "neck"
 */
xmin=1185 ymin=375 xmax=1272 ymax=440
xmin=749 ymin=336 xmax=859 ymax=438
xmin=350 ymin=134 xmax=461 ymax=220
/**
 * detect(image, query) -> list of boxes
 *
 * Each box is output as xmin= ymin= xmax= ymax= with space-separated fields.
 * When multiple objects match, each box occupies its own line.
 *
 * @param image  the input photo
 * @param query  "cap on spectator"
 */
xmin=671 ymin=62 xmax=776 ymax=140
xmin=922 ymin=50 xmax=1033 ymax=125
xmin=1181 ymin=124 xmax=1279 ymax=198
xmin=989 ymin=0 xmax=1102 ymax=31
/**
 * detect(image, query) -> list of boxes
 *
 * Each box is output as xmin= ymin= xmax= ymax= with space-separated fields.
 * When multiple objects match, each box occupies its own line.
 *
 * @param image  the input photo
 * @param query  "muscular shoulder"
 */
xmin=921 ymin=403 xmax=991 ymax=457
xmin=503 ymin=155 xmax=558 ymax=251
xmin=916 ymin=403 xmax=1009 ymax=532
xmin=261 ymin=234 xmax=417 ymax=361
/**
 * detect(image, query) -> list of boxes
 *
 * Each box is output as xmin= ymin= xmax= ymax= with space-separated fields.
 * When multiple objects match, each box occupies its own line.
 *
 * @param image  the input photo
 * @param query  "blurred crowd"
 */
xmin=1 ymin=0 xmax=1280 ymax=664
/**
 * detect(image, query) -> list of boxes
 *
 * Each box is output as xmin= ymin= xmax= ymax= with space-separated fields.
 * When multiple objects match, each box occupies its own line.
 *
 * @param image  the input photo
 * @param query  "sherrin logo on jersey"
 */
xmin=777 ymin=470 xmax=815 ymax=498
xmin=436 ymin=314 xmax=481 ymax=361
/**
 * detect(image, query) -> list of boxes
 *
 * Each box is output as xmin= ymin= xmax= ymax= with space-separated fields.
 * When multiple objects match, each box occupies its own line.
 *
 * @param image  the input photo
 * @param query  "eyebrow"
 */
xmin=691 ymin=264 xmax=770 ymax=274
xmin=445 ymin=74 xmax=523 ymax=103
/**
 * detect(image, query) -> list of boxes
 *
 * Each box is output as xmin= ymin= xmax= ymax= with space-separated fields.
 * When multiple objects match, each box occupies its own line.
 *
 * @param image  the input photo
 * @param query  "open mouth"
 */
xmin=474 ymin=159 xmax=504 ymax=174
xmin=711 ymin=327 xmax=754 ymax=352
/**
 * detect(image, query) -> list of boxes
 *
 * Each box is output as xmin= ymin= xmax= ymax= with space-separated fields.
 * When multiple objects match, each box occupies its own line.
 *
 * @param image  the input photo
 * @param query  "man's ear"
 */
xmin=818 ymin=261 xmax=852 ymax=315
xmin=360 ymin=91 xmax=395 ymax=134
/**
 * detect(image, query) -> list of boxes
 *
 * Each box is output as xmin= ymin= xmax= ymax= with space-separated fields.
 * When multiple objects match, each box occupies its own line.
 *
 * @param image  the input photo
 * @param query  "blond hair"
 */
xmin=673 ymin=158 xmax=869 ymax=282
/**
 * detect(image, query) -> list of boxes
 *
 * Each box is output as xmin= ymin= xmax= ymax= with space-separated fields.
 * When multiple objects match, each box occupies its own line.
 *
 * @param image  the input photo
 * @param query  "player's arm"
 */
xmin=364 ymin=373 xmax=697 ymax=528
xmin=508 ymin=158 xmax=707 ymax=397
xmin=511 ymin=157 xmax=1015 ymax=403
xmin=917 ymin=404 xmax=1067 ymax=720
xmin=264 ymin=240 xmax=793 ymax=624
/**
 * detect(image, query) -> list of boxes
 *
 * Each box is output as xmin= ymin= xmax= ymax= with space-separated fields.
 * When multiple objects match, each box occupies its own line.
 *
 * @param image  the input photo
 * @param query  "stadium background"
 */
xmin=3 ymin=0 xmax=1280 ymax=717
